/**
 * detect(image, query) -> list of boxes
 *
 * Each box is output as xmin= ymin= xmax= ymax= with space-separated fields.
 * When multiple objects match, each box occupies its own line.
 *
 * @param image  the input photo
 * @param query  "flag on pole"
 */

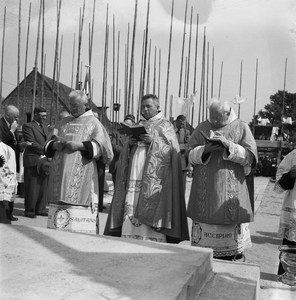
xmin=82 ymin=66 xmax=90 ymax=98
xmin=232 ymin=94 xmax=247 ymax=105
xmin=176 ymin=96 xmax=194 ymax=121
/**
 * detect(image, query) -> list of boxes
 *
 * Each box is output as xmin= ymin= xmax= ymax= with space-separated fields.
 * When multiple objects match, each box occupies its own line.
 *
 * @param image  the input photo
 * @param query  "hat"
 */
xmin=124 ymin=114 xmax=135 ymax=123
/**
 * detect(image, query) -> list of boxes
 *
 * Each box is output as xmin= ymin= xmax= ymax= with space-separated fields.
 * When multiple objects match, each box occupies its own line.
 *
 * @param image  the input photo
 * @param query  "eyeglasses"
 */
xmin=210 ymin=110 xmax=230 ymax=122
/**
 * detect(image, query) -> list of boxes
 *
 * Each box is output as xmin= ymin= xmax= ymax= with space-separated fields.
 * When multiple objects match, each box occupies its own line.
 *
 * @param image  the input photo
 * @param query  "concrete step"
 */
xmin=197 ymin=260 xmax=260 ymax=300
xmin=1 ymin=224 xmax=215 ymax=300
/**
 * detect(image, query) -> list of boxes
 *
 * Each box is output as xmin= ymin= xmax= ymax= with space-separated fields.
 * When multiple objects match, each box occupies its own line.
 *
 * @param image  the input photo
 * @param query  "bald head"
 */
xmin=208 ymin=98 xmax=231 ymax=127
xmin=5 ymin=105 xmax=19 ymax=125
xmin=59 ymin=110 xmax=71 ymax=120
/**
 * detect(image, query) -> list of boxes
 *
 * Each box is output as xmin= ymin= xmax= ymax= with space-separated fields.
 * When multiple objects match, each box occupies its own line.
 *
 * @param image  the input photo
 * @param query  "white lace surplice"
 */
xmin=275 ymin=150 xmax=296 ymax=242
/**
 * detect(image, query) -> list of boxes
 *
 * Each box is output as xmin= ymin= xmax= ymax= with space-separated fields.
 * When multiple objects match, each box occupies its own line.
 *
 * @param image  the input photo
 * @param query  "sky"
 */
xmin=1 ymin=0 xmax=296 ymax=126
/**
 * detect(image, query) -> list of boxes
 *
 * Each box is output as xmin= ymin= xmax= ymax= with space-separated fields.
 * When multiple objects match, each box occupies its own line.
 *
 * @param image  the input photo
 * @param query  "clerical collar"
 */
xmin=140 ymin=111 xmax=162 ymax=122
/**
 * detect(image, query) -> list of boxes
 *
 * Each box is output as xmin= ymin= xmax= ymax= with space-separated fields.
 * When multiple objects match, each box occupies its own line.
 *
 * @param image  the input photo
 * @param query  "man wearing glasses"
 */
xmin=0 ymin=105 xmax=21 ymax=221
xmin=22 ymin=107 xmax=49 ymax=218
xmin=187 ymin=98 xmax=258 ymax=261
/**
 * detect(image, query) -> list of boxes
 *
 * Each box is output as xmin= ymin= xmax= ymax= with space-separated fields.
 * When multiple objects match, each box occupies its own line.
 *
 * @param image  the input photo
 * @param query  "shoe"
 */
xmin=36 ymin=212 xmax=48 ymax=217
xmin=25 ymin=213 xmax=36 ymax=218
xmin=232 ymin=253 xmax=246 ymax=262
xmin=10 ymin=215 xmax=18 ymax=221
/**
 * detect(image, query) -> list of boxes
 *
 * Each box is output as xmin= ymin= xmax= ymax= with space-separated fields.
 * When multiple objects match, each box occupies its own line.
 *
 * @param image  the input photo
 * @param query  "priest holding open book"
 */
xmin=104 ymin=94 xmax=189 ymax=243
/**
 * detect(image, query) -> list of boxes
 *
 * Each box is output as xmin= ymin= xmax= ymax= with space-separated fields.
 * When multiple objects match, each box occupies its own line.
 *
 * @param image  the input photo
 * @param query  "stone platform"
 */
xmin=0 ymin=224 xmax=259 ymax=300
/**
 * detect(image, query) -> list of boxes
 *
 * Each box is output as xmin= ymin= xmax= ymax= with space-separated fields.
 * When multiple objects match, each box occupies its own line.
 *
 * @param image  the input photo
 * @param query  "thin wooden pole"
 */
xmin=102 ymin=4 xmax=109 ymax=124
xmin=252 ymin=59 xmax=259 ymax=135
xmin=31 ymin=0 xmax=43 ymax=120
xmin=185 ymin=6 xmax=193 ymax=99
xmin=137 ymin=30 xmax=145 ymax=120
xmin=50 ymin=0 xmax=62 ymax=124
xmin=178 ymin=0 xmax=188 ymax=97
xmin=282 ymin=58 xmax=288 ymax=121
xmin=191 ymin=13 xmax=199 ymax=127
xmin=164 ymin=0 xmax=174 ymax=117
xmin=205 ymin=41 xmax=209 ymax=119
xmin=238 ymin=59 xmax=243 ymax=118
xmin=116 ymin=31 xmax=120 ymax=105
xmin=125 ymin=23 xmax=130 ymax=115
xmin=0 ymin=7 xmax=6 ymax=113
xmin=22 ymin=3 xmax=31 ymax=124
xmin=71 ymin=33 xmax=75 ymax=89
xmin=103 ymin=25 xmax=109 ymax=125
xmin=128 ymin=0 xmax=138 ymax=113
xmin=112 ymin=14 xmax=115 ymax=119
xmin=211 ymin=46 xmax=214 ymax=98
xmin=280 ymin=58 xmax=288 ymax=138
xmin=158 ymin=48 xmax=161 ymax=99
xmin=17 ymin=0 xmax=21 ymax=109
xmin=124 ymin=43 xmax=128 ymax=116
xmin=80 ymin=61 xmax=83 ymax=87
xmin=40 ymin=0 xmax=45 ymax=106
xmin=198 ymin=27 xmax=206 ymax=124
xmin=56 ymin=35 xmax=63 ymax=114
xmin=183 ymin=56 xmax=188 ymax=98
xmin=141 ymin=0 xmax=150 ymax=97
xmin=88 ymin=0 xmax=96 ymax=105
xmin=201 ymin=27 xmax=206 ymax=122
xmin=75 ymin=1 xmax=85 ymax=90
xmin=153 ymin=46 xmax=157 ymax=94
xmin=131 ymin=66 xmax=135 ymax=115
xmin=192 ymin=13 xmax=199 ymax=95
xmin=278 ymin=58 xmax=288 ymax=164
xmin=169 ymin=94 xmax=173 ymax=120
xmin=146 ymin=39 xmax=151 ymax=94
xmin=218 ymin=61 xmax=223 ymax=99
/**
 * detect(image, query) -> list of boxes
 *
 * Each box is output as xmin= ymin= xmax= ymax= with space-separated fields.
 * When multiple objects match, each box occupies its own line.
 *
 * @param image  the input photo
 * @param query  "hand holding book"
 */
xmin=200 ymin=131 xmax=231 ymax=148
xmin=120 ymin=122 xmax=148 ymax=141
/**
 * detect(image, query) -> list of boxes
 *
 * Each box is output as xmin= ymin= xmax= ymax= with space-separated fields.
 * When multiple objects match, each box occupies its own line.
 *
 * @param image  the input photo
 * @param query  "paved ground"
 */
xmin=9 ymin=174 xmax=296 ymax=299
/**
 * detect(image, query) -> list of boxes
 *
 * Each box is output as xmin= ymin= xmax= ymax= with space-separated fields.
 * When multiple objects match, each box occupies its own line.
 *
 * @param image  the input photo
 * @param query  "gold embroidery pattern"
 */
xmin=52 ymin=151 xmax=62 ymax=201
xmin=226 ymin=169 xmax=239 ymax=222
xmin=65 ymin=122 xmax=94 ymax=204
xmin=197 ymin=165 xmax=207 ymax=219
xmin=137 ymin=120 xmax=173 ymax=223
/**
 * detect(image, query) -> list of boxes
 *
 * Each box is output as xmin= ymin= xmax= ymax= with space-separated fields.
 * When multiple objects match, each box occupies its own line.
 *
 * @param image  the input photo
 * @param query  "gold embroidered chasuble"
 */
xmin=188 ymin=118 xmax=258 ymax=225
xmin=47 ymin=111 xmax=113 ymax=206
xmin=104 ymin=113 xmax=189 ymax=241
xmin=0 ymin=142 xmax=16 ymax=201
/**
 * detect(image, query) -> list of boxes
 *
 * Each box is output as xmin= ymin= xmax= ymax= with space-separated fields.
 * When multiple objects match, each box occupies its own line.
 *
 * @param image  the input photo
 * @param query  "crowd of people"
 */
xmin=3 ymin=91 xmax=295 ymax=266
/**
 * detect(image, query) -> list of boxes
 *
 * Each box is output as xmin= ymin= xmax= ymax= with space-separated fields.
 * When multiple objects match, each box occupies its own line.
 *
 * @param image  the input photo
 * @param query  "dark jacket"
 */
xmin=109 ymin=128 xmax=128 ymax=174
xmin=22 ymin=121 xmax=49 ymax=167
xmin=175 ymin=127 xmax=190 ymax=171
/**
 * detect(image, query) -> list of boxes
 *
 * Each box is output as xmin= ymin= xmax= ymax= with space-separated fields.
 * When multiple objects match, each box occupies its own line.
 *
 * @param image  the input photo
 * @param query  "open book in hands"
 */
xmin=200 ymin=131 xmax=225 ymax=148
xmin=120 ymin=122 xmax=147 ymax=141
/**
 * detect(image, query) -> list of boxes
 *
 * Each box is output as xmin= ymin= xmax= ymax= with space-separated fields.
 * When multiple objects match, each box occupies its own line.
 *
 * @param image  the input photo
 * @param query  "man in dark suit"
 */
xmin=174 ymin=115 xmax=190 ymax=191
xmin=22 ymin=107 xmax=49 ymax=218
xmin=0 ymin=105 xmax=21 ymax=221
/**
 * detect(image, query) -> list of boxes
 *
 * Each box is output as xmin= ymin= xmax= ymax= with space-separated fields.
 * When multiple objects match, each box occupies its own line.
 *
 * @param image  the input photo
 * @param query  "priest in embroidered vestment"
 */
xmin=187 ymin=98 xmax=257 ymax=260
xmin=104 ymin=94 xmax=189 ymax=243
xmin=44 ymin=90 xmax=113 ymax=233
xmin=0 ymin=135 xmax=17 ymax=224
